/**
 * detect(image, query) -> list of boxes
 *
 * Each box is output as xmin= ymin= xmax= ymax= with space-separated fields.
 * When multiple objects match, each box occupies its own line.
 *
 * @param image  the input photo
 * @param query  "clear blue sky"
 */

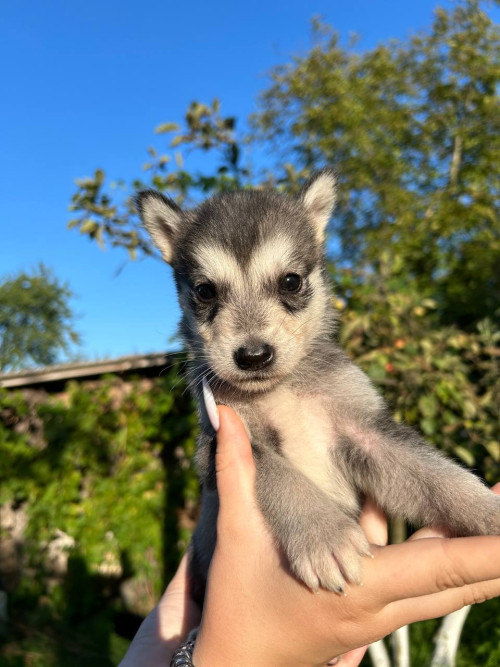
xmin=3 ymin=0 xmax=492 ymax=363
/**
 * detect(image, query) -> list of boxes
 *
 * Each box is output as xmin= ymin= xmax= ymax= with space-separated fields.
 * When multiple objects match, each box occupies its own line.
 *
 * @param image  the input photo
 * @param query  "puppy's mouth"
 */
xmin=231 ymin=376 xmax=282 ymax=394
xmin=213 ymin=368 xmax=284 ymax=393
xmin=237 ymin=372 xmax=278 ymax=383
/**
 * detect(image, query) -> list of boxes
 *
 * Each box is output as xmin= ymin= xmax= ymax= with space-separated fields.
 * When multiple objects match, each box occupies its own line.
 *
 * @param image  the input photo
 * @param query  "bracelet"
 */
xmin=170 ymin=639 xmax=196 ymax=666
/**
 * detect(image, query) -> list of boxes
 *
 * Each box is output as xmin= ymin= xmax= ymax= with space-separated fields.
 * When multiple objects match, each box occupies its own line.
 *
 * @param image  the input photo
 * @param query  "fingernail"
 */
xmin=328 ymin=658 xmax=340 ymax=665
xmin=202 ymin=378 xmax=219 ymax=431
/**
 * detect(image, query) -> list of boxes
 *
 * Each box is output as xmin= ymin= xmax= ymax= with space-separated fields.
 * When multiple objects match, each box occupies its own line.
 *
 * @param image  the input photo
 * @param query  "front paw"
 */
xmin=286 ymin=518 xmax=372 ymax=593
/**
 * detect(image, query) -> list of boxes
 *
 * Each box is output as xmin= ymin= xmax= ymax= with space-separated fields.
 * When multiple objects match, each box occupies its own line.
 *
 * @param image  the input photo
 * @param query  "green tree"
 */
xmin=0 ymin=264 xmax=80 ymax=372
xmin=68 ymin=100 xmax=248 ymax=261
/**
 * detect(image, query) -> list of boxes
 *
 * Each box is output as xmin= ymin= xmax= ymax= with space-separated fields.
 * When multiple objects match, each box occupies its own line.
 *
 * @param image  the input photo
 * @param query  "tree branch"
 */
xmin=430 ymin=607 xmax=471 ymax=667
xmin=391 ymin=626 xmax=410 ymax=667
xmin=368 ymin=639 xmax=392 ymax=667
xmin=449 ymin=134 xmax=463 ymax=188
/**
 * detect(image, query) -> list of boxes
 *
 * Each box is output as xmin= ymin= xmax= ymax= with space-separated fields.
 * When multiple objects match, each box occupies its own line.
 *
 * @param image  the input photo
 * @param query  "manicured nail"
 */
xmin=202 ymin=378 xmax=220 ymax=431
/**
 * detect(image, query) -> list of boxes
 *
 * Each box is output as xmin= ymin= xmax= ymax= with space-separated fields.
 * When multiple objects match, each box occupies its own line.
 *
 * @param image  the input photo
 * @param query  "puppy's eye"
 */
xmin=195 ymin=283 xmax=217 ymax=302
xmin=280 ymin=273 xmax=302 ymax=293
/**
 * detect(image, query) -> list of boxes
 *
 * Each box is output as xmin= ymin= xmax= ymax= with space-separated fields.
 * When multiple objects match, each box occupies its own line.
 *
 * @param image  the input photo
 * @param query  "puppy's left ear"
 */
xmin=299 ymin=169 xmax=337 ymax=242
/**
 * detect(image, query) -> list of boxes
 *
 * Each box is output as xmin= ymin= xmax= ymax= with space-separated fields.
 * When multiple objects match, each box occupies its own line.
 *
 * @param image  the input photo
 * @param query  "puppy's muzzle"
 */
xmin=234 ymin=343 xmax=274 ymax=371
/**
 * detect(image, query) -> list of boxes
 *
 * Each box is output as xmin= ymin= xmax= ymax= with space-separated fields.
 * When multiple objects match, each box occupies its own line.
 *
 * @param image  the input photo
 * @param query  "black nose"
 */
xmin=234 ymin=343 xmax=274 ymax=371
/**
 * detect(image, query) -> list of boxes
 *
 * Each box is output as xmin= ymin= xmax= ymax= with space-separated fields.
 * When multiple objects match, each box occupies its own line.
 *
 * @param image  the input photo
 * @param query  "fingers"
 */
xmin=335 ymin=646 xmax=369 ymax=666
xmin=359 ymin=498 xmax=388 ymax=546
xmin=215 ymin=405 xmax=257 ymax=526
xmin=408 ymin=526 xmax=451 ymax=540
xmin=157 ymin=551 xmax=201 ymax=640
xmin=366 ymin=536 xmax=500 ymax=605
xmin=159 ymin=551 xmax=190 ymax=602
xmin=387 ymin=577 xmax=500 ymax=626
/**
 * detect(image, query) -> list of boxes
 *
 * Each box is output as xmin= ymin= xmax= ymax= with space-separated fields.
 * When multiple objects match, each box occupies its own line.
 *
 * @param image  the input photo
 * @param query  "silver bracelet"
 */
xmin=170 ymin=639 xmax=196 ymax=666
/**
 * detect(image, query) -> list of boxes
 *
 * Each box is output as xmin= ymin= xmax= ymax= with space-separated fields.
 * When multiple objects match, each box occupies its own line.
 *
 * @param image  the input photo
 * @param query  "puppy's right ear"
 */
xmin=136 ymin=190 xmax=183 ymax=264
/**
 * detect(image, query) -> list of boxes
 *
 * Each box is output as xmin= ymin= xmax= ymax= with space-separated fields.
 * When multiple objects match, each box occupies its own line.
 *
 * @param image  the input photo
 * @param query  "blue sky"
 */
xmin=2 ymin=0 xmax=492 ymax=363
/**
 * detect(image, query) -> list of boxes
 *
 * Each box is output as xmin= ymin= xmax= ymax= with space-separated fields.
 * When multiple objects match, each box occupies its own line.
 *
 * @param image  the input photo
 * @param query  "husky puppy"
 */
xmin=137 ymin=170 xmax=500 ymax=602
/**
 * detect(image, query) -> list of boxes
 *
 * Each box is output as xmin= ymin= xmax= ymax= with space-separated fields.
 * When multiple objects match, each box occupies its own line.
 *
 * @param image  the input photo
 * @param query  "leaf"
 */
xmin=418 ymin=394 xmax=438 ymax=418
xmin=80 ymin=219 xmax=98 ymax=234
xmin=420 ymin=417 xmax=436 ymax=436
xmin=155 ymin=122 xmax=180 ymax=134
xmin=463 ymin=399 xmax=477 ymax=419
xmin=485 ymin=441 xmax=500 ymax=462
xmin=453 ymin=446 xmax=475 ymax=467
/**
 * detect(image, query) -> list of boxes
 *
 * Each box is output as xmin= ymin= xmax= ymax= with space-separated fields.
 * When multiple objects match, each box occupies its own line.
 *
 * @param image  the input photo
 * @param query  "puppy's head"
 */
xmin=137 ymin=169 xmax=337 ymax=392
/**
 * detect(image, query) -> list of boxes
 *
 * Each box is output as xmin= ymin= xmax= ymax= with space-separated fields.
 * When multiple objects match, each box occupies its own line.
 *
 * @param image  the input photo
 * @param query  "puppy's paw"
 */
xmin=287 ymin=519 xmax=371 ymax=593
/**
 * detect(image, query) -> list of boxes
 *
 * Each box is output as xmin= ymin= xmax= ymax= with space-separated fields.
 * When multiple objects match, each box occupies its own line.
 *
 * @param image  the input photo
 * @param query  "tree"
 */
xmin=0 ymin=265 xmax=80 ymax=372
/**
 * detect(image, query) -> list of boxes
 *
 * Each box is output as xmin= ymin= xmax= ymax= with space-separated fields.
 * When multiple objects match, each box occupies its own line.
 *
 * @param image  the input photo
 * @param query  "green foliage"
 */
xmin=0 ymin=363 xmax=199 ymax=665
xmin=334 ymin=261 xmax=500 ymax=482
xmin=68 ymin=100 xmax=249 ymax=261
xmin=0 ymin=264 xmax=80 ymax=372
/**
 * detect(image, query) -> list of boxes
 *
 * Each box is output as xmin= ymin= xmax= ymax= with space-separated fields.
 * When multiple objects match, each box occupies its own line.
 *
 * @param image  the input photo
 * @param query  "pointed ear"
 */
xmin=299 ymin=169 xmax=338 ymax=242
xmin=135 ymin=190 xmax=183 ymax=264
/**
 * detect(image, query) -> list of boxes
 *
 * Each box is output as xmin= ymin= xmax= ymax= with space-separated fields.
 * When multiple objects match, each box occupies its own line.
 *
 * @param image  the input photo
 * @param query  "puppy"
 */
xmin=137 ymin=170 xmax=500 ymax=602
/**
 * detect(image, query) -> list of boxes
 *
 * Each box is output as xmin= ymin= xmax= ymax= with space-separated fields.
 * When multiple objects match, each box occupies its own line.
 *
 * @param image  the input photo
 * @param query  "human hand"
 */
xmin=119 ymin=550 xmax=201 ymax=666
xmin=119 ymin=476 xmax=383 ymax=667
xmin=121 ymin=404 xmax=500 ymax=667
xmin=193 ymin=405 xmax=500 ymax=667
xmin=119 ymin=504 xmax=382 ymax=667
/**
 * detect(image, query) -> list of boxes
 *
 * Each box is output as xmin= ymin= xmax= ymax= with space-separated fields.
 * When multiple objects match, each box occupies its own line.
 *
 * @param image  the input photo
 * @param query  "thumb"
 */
xmin=215 ymin=405 xmax=256 ymax=526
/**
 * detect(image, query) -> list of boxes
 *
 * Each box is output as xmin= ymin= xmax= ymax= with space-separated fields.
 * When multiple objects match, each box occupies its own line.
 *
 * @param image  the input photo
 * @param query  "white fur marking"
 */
xmin=248 ymin=234 xmax=297 ymax=281
xmin=259 ymin=387 xmax=337 ymax=496
xmin=193 ymin=244 xmax=246 ymax=291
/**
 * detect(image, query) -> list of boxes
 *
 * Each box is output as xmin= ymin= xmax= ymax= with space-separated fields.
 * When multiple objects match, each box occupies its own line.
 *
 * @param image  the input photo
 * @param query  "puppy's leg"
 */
xmin=254 ymin=445 xmax=371 ymax=592
xmin=337 ymin=410 xmax=500 ymax=536
xmin=190 ymin=487 xmax=218 ymax=606
xmin=190 ymin=433 xmax=218 ymax=606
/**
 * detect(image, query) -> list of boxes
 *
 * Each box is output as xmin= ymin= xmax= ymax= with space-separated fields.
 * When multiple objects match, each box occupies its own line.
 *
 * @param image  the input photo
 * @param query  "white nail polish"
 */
xmin=202 ymin=378 xmax=220 ymax=431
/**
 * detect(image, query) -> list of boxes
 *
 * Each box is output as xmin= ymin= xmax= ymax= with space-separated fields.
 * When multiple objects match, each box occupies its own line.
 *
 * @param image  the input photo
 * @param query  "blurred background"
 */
xmin=1 ymin=0 xmax=499 ymax=664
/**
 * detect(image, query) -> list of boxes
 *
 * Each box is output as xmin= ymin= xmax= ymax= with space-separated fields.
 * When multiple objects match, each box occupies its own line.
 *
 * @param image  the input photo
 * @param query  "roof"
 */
xmin=0 ymin=352 xmax=180 ymax=390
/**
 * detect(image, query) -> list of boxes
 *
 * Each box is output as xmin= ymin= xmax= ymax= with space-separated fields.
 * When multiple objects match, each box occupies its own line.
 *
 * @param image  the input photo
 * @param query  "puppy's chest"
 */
xmin=251 ymin=388 xmax=337 ymax=494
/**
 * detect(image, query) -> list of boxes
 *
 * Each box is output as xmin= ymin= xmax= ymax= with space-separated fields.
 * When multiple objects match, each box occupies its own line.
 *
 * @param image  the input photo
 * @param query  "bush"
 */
xmin=0 ymin=363 xmax=198 ymax=664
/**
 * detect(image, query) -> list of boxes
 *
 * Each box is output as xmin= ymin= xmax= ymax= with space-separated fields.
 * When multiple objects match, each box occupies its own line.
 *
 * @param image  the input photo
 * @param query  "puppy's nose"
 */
xmin=234 ymin=343 xmax=274 ymax=371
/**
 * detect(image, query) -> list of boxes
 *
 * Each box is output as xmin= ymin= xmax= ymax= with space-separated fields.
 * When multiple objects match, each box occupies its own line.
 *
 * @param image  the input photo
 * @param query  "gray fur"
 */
xmin=137 ymin=170 xmax=500 ymax=603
